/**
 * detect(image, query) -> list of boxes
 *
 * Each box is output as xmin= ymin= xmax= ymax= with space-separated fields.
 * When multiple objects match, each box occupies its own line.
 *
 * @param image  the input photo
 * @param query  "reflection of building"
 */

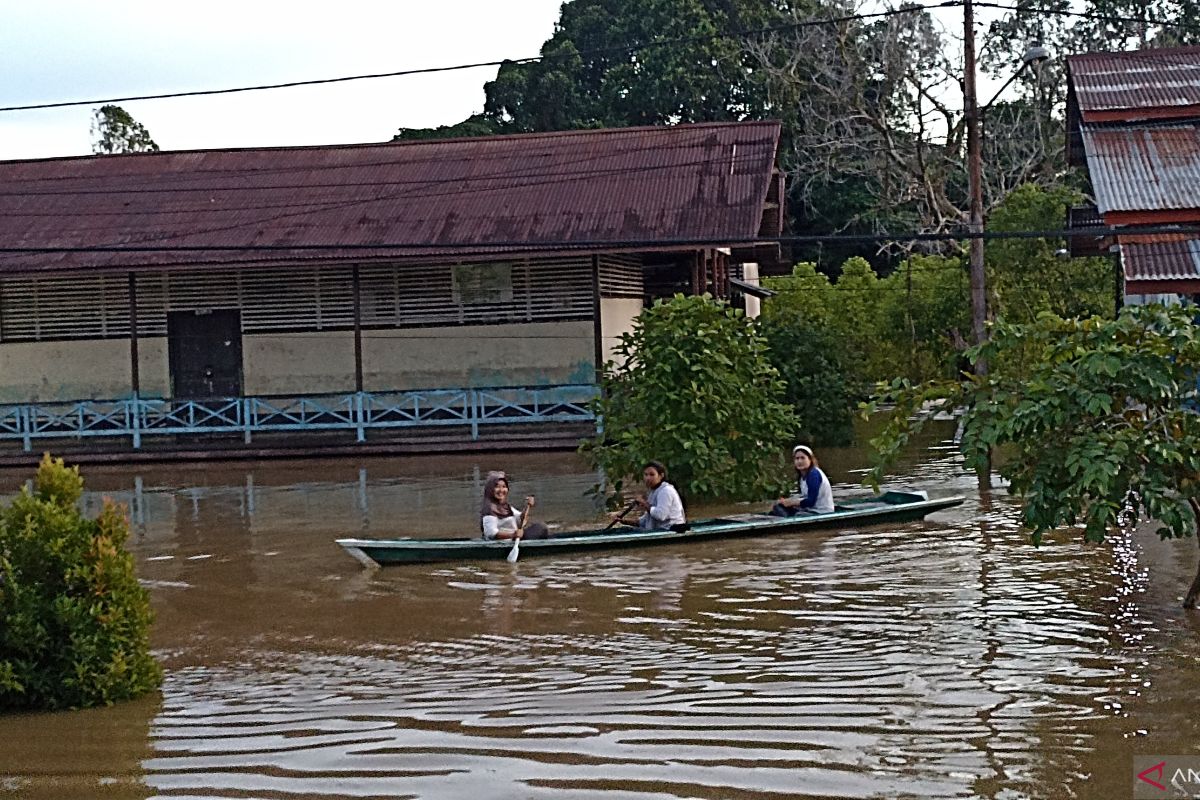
xmin=0 ymin=122 xmax=783 ymax=456
xmin=1065 ymin=47 xmax=1200 ymax=302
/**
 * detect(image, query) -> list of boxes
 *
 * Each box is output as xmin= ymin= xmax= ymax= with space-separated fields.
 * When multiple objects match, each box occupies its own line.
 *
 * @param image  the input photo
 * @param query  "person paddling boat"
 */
xmin=480 ymin=471 xmax=550 ymax=541
xmin=610 ymin=460 xmax=686 ymax=531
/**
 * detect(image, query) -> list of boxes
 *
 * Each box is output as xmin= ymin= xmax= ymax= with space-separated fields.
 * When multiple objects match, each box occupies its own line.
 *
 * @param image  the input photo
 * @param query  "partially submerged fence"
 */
xmin=0 ymin=384 xmax=599 ymax=451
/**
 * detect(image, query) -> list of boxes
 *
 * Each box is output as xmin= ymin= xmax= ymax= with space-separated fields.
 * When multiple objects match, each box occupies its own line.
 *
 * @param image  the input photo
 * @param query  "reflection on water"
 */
xmin=1 ymin=434 xmax=1199 ymax=799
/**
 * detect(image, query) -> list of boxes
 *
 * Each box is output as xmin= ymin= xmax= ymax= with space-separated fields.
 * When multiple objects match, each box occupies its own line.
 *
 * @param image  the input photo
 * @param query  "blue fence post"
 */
xmin=243 ymin=397 xmax=253 ymax=444
xmin=469 ymin=390 xmax=479 ymax=440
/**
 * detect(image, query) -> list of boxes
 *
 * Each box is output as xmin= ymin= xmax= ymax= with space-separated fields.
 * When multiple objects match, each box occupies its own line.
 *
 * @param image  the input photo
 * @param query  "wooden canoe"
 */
xmin=335 ymin=490 xmax=965 ymax=567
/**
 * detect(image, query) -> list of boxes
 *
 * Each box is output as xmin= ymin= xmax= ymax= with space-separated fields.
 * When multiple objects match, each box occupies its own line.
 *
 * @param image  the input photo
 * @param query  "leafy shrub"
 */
xmin=581 ymin=294 xmax=798 ymax=501
xmin=0 ymin=454 xmax=161 ymax=710
xmin=758 ymin=309 xmax=860 ymax=446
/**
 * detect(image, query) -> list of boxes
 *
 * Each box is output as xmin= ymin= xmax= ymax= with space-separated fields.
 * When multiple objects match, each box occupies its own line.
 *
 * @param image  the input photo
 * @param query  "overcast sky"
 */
xmin=0 ymin=0 xmax=565 ymax=160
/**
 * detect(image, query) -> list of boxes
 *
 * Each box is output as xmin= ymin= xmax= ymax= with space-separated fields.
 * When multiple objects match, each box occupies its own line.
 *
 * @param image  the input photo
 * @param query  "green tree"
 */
xmin=481 ymin=0 xmax=780 ymax=132
xmin=0 ymin=455 xmax=161 ymax=710
xmin=582 ymin=294 xmax=798 ymax=501
xmin=867 ymin=305 xmax=1200 ymax=609
xmin=986 ymin=183 xmax=1116 ymax=324
xmin=91 ymin=105 xmax=159 ymax=155
xmin=759 ymin=315 xmax=860 ymax=446
xmin=393 ymin=113 xmax=501 ymax=141
xmin=878 ymin=253 xmax=971 ymax=381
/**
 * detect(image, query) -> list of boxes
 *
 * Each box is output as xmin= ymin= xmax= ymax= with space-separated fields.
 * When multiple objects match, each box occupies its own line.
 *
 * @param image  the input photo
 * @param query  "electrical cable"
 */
xmin=0 ymin=2 xmax=961 ymax=114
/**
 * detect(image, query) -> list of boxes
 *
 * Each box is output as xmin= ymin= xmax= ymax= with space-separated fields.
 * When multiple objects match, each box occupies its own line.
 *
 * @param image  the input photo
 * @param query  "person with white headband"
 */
xmin=769 ymin=444 xmax=835 ymax=515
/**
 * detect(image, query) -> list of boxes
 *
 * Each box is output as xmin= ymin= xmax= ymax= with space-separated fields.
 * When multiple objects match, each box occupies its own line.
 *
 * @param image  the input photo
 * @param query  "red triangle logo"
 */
xmin=1138 ymin=761 xmax=1167 ymax=791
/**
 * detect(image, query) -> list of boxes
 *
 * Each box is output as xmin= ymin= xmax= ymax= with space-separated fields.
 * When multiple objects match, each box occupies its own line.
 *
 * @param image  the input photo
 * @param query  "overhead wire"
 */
xmin=0 ymin=222 xmax=1192 ymax=253
xmin=0 ymin=1 xmax=962 ymax=114
xmin=0 ymin=0 xmax=1192 ymax=119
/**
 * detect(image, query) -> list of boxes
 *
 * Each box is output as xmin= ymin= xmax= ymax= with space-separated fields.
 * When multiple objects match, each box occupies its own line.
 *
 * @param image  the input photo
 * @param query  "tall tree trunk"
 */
xmin=1186 ymin=499 xmax=1200 ymax=609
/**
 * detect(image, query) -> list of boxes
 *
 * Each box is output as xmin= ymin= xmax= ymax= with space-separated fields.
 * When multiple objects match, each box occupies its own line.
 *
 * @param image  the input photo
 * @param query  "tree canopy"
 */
xmin=91 ymin=105 xmax=159 ymax=155
xmin=867 ymin=305 xmax=1200 ymax=609
xmin=480 ymin=0 xmax=780 ymax=132
xmin=582 ymin=294 xmax=797 ymax=501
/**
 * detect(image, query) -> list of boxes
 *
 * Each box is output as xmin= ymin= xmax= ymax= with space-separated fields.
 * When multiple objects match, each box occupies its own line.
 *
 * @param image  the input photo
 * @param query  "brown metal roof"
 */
xmin=0 ymin=121 xmax=782 ymax=275
xmin=1081 ymin=123 xmax=1200 ymax=213
xmin=1121 ymin=234 xmax=1200 ymax=292
xmin=1068 ymin=47 xmax=1200 ymax=121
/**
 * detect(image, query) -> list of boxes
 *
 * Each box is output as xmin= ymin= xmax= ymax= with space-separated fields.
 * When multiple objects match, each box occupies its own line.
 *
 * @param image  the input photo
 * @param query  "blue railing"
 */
xmin=0 ymin=385 xmax=599 ymax=450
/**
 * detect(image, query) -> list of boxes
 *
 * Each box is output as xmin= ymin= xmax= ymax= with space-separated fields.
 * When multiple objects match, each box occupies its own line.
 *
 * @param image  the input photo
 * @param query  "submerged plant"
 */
xmin=0 ymin=454 xmax=161 ymax=710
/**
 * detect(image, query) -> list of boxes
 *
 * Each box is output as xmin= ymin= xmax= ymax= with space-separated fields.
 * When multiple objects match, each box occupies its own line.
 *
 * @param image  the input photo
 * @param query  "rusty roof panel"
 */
xmin=1067 ymin=47 xmax=1200 ymax=118
xmin=1121 ymin=235 xmax=1200 ymax=284
xmin=0 ymin=121 xmax=782 ymax=274
xmin=1081 ymin=124 xmax=1200 ymax=213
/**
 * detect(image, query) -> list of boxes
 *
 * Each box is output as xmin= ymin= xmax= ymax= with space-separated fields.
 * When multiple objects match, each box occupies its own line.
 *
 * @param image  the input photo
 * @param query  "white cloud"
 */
xmin=1 ymin=0 xmax=564 ymax=159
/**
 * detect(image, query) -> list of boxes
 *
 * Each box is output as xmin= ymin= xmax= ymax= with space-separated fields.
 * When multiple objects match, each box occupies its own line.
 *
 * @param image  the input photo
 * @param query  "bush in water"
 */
xmin=583 ymin=294 xmax=798 ymax=502
xmin=0 ymin=454 xmax=161 ymax=710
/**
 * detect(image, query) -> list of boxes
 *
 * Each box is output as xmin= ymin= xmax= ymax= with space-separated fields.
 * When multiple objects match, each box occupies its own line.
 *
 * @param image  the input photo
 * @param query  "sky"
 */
xmin=0 ymin=0 xmax=566 ymax=160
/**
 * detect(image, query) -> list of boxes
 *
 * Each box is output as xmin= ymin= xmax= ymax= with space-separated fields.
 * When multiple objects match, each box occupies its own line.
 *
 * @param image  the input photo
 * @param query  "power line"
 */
xmin=976 ymin=1 xmax=1196 ymax=30
xmin=0 ymin=2 xmax=961 ymax=114
xmin=0 ymin=223 xmax=1188 ymax=253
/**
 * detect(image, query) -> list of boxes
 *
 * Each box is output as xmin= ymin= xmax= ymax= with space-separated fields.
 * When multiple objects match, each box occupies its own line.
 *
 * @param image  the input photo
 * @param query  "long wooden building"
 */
xmin=0 ymin=121 xmax=784 ymax=458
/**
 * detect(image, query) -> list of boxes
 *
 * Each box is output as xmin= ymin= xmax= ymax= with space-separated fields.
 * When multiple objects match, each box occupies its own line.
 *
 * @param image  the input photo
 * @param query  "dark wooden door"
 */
xmin=167 ymin=310 xmax=243 ymax=398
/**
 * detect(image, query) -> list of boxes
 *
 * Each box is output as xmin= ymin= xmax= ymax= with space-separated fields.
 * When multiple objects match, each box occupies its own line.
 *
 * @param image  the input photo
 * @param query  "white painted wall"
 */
xmin=0 ymin=339 xmax=134 ymax=402
xmin=741 ymin=263 xmax=762 ymax=319
xmin=0 ymin=320 xmax=599 ymax=402
xmin=599 ymin=298 xmax=644 ymax=368
xmin=362 ymin=321 xmax=595 ymax=390
xmin=243 ymin=332 xmax=356 ymax=395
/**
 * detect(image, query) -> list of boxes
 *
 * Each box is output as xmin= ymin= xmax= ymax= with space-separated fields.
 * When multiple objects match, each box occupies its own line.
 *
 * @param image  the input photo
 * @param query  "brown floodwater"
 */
xmin=2 ymin=429 xmax=1199 ymax=799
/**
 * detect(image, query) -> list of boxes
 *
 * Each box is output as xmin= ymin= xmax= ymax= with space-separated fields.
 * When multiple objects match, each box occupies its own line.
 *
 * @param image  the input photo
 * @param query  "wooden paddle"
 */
xmin=603 ymin=499 xmax=640 ymax=531
xmin=507 ymin=499 xmax=534 ymax=563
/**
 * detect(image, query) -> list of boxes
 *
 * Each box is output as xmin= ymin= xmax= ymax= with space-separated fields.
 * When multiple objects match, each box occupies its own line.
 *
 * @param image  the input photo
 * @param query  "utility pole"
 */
xmin=963 ymin=0 xmax=992 ymax=483
xmin=963 ymin=0 xmax=988 ymax=375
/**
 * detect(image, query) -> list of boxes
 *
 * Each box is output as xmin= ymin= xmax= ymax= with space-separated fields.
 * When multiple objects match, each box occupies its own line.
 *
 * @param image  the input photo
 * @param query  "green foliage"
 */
xmin=581 ymin=294 xmax=798 ymax=501
xmin=758 ymin=266 xmax=860 ymax=445
xmin=879 ymin=254 xmax=972 ymax=381
xmin=90 ymin=105 xmax=159 ymax=155
xmin=865 ymin=305 xmax=1200 ymax=607
xmin=987 ymin=184 xmax=1116 ymax=324
xmin=392 ymin=113 xmax=501 ymax=141
xmin=763 ymin=254 xmax=969 ymax=394
xmin=0 ymin=455 xmax=161 ymax=710
xmin=480 ymin=0 xmax=776 ymax=132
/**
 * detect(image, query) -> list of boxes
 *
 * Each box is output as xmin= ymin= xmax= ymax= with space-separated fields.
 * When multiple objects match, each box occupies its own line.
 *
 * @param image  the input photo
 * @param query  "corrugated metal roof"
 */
xmin=1121 ymin=235 xmax=1200 ymax=284
xmin=0 ymin=121 xmax=781 ymax=274
xmin=1081 ymin=123 xmax=1200 ymax=213
xmin=1068 ymin=46 xmax=1200 ymax=118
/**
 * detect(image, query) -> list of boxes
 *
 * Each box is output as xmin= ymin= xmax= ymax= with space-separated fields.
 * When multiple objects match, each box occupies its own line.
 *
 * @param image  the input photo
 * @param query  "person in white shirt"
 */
xmin=480 ymin=471 xmax=549 ymax=540
xmin=611 ymin=460 xmax=686 ymax=531
xmin=770 ymin=444 xmax=835 ymax=515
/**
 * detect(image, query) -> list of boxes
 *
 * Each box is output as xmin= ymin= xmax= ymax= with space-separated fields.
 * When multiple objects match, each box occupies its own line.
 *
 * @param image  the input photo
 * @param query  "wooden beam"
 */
xmin=352 ymin=264 xmax=364 ymax=392
xmin=591 ymin=254 xmax=603 ymax=383
xmin=128 ymin=272 xmax=140 ymax=397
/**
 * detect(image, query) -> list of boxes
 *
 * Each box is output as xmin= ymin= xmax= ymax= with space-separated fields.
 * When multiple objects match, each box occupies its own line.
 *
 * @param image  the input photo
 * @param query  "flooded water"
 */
xmin=2 ymin=431 xmax=1199 ymax=799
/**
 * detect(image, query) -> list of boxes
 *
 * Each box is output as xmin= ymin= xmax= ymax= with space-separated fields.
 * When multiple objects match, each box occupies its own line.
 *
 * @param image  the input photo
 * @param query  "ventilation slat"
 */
xmin=0 ymin=256 xmax=605 ymax=342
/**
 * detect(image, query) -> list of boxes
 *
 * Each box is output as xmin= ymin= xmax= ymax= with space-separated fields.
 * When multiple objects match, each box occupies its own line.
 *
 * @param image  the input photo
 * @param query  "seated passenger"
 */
xmin=611 ymin=460 xmax=686 ymax=531
xmin=480 ymin=471 xmax=550 ymax=540
xmin=770 ymin=445 xmax=835 ymax=515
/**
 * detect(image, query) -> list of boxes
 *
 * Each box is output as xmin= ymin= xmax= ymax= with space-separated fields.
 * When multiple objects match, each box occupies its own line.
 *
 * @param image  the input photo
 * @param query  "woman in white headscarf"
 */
xmin=479 ymin=471 xmax=550 ymax=540
xmin=769 ymin=445 xmax=834 ymax=515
